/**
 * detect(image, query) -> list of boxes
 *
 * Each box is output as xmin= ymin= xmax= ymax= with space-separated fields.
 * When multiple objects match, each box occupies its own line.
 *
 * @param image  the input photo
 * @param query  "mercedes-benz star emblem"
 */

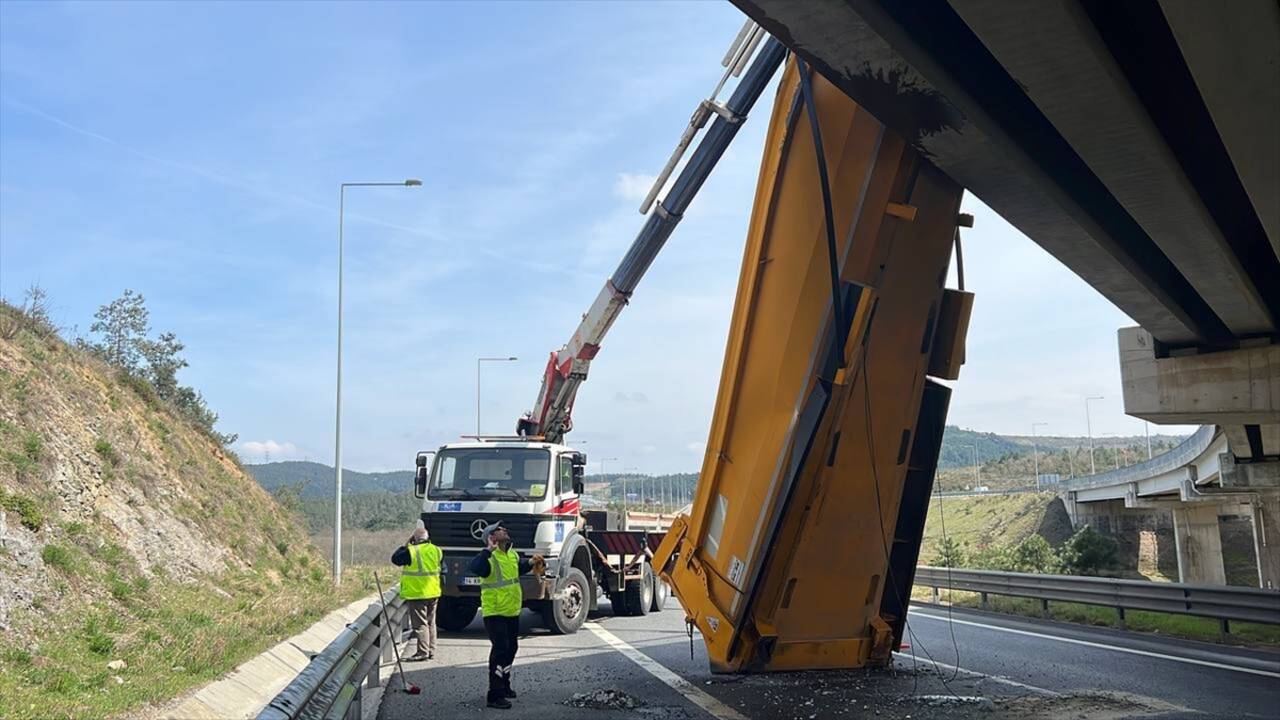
xmin=470 ymin=519 xmax=488 ymax=539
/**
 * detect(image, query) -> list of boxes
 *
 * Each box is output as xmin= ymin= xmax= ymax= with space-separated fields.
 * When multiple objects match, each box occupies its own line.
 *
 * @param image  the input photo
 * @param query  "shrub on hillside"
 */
xmin=1059 ymin=524 xmax=1119 ymax=576
xmin=0 ymin=488 xmax=44 ymax=530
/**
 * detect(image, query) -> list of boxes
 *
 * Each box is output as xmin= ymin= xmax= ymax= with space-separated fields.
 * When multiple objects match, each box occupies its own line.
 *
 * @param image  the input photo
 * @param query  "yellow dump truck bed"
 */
xmin=653 ymin=57 xmax=971 ymax=673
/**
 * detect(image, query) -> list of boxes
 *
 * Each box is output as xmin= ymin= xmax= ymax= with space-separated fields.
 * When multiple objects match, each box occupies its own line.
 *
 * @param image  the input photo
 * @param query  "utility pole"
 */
xmin=1145 ymin=421 xmax=1152 ymax=460
xmin=1085 ymin=396 xmax=1104 ymax=475
xmin=1032 ymin=422 xmax=1048 ymax=489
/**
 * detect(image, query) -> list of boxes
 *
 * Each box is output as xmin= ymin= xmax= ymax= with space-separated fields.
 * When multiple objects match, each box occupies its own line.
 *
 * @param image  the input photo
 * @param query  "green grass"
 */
xmin=40 ymin=544 xmax=77 ymax=573
xmin=93 ymin=437 xmax=121 ymax=466
xmin=0 ymin=565 xmax=377 ymax=720
xmin=915 ymin=587 xmax=1280 ymax=647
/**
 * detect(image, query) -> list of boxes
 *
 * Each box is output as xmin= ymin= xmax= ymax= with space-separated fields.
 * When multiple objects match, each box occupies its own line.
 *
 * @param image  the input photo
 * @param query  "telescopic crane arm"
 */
xmin=517 ymin=24 xmax=786 ymax=444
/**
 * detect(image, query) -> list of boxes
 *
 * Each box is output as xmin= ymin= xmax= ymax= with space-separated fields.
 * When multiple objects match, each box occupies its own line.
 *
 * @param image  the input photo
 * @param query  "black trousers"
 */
xmin=483 ymin=615 xmax=519 ymax=700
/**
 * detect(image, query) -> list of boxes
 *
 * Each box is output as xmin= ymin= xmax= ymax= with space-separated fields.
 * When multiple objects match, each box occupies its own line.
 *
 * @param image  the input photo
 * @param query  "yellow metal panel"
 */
xmin=654 ymin=57 xmax=966 ymax=673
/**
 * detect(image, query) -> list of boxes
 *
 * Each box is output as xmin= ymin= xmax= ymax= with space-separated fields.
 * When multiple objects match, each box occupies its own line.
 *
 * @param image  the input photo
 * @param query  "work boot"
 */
xmin=502 ymin=688 xmax=517 ymax=699
xmin=405 ymin=653 xmax=430 ymax=662
xmin=486 ymin=697 xmax=512 ymax=710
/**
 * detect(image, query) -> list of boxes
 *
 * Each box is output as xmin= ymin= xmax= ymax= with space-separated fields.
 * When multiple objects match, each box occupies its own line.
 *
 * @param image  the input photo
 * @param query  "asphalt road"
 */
xmin=377 ymin=597 xmax=1280 ymax=720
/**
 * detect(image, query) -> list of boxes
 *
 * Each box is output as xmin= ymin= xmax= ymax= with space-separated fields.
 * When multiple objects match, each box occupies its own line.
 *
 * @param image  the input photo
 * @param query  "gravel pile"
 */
xmin=565 ymin=689 xmax=644 ymax=710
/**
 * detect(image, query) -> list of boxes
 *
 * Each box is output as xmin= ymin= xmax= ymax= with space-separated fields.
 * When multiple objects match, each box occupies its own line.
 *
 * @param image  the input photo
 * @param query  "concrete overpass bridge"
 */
xmin=1061 ymin=425 xmax=1280 ymax=588
xmin=732 ymin=0 xmax=1279 ymax=511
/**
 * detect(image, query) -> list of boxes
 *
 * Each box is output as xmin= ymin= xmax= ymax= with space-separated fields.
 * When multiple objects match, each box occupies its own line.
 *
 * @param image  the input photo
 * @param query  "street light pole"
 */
xmin=1144 ymin=421 xmax=1152 ymax=460
xmin=1085 ymin=396 xmax=1104 ymax=475
xmin=334 ymin=178 xmax=421 ymax=585
xmin=476 ymin=356 xmax=518 ymax=436
xmin=1031 ymin=422 xmax=1048 ymax=489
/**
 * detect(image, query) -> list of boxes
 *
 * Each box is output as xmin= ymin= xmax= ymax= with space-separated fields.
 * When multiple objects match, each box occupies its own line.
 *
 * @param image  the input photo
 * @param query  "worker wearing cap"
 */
xmin=391 ymin=522 xmax=442 ymax=661
xmin=467 ymin=521 xmax=544 ymax=709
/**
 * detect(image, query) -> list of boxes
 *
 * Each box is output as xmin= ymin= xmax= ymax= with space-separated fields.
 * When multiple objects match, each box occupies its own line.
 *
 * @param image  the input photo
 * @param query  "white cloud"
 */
xmin=686 ymin=441 xmax=706 ymax=453
xmin=239 ymin=439 xmax=302 ymax=461
xmin=613 ymin=172 xmax=658 ymax=203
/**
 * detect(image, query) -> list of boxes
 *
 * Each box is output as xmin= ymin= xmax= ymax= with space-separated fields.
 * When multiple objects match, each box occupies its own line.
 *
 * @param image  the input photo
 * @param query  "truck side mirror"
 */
xmin=572 ymin=459 xmax=585 ymax=495
xmin=414 ymin=451 xmax=435 ymax=499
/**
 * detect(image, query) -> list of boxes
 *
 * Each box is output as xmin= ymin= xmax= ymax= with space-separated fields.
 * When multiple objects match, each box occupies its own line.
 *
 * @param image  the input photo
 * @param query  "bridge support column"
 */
xmin=1172 ymin=504 xmax=1226 ymax=585
xmin=1251 ymin=494 xmax=1280 ymax=590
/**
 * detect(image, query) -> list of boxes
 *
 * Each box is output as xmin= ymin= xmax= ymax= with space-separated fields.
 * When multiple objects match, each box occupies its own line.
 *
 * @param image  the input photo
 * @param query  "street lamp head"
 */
xmin=404 ymin=179 xmax=423 ymax=187
xmin=507 ymin=356 xmax=518 ymax=361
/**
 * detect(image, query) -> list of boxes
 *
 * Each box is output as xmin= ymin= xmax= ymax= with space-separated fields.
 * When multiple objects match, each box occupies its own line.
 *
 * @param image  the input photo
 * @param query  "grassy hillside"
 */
xmin=921 ymin=491 xmax=1073 ymax=564
xmin=0 ymin=301 xmax=371 ymax=720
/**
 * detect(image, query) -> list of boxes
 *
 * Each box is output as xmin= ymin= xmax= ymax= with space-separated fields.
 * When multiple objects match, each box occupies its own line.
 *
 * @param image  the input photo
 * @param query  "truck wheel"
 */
xmin=542 ymin=567 xmax=590 ymax=635
xmin=623 ymin=563 xmax=653 ymax=617
xmin=437 ymin=598 xmax=478 ymax=632
xmin=650 ymin=575 xmax=668 ymax=613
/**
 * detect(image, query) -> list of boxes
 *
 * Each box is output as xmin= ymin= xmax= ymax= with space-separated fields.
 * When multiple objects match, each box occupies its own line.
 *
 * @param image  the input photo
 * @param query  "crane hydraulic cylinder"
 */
xmin=653 ymin=57 xmax=973 ymax=674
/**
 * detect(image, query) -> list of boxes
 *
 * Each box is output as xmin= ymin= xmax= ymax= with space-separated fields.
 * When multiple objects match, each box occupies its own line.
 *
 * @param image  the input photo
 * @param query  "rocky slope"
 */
xmin=0 ymin=303 xmax=375 ymax=720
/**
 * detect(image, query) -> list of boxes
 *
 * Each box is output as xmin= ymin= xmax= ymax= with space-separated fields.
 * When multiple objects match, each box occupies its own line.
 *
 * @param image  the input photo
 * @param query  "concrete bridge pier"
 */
xmin=1171 ymin=504 xmax=1226 ymax=585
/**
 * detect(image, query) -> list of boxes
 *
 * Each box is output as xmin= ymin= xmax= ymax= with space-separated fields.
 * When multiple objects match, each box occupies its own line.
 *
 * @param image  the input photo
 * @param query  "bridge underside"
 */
xmin=735 ymin=0 xmax=1280 ymax=472
xmin=734 ymin=0 xmax=1279 ymax=351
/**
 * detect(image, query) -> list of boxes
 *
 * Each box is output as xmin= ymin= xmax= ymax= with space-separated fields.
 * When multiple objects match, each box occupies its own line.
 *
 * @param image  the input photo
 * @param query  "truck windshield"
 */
xmin=428 ymin=447 xmax=551 ymax=501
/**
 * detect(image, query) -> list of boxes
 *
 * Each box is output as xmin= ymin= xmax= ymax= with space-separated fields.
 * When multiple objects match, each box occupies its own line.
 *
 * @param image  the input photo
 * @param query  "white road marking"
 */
xmin=893 ymin=652 xmax=1060 ymax=696
xmin=910 ymin=610 xmax=1280 ymax=679
xmin=585 ymin=622 xmax=749 ymax=720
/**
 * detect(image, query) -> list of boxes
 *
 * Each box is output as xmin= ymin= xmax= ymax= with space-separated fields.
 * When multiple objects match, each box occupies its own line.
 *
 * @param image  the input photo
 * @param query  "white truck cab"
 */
xmin=412 ymin=439 xmax=591 ymax=633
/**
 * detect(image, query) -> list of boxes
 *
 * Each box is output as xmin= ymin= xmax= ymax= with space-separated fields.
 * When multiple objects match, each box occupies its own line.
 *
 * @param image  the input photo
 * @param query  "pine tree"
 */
xmin=90 ymin=289 xmax=150 ymax=370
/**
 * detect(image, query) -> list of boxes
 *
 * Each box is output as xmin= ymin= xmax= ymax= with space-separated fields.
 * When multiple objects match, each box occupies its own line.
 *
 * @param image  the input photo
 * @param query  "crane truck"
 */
xmin=412 ymin=22 xmax=974 ymax=675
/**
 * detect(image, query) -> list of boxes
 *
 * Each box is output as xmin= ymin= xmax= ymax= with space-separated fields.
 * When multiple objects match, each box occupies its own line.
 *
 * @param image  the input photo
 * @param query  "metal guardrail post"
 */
xmin=1116 ymin=606 xmax=1126 ymax=630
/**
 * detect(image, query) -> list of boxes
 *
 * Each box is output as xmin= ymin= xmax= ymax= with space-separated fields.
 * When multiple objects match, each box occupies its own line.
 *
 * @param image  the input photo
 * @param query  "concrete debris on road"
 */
xmin=564 ymin=689 xmax=644 ymax=710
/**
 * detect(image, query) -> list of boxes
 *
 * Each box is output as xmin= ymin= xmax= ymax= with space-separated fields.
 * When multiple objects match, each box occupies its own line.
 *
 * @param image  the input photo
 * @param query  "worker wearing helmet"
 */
xmin=467 ymin=521 xmax=544 ymax=709
xmin=391 ymin=522 xmax=442 ymax=661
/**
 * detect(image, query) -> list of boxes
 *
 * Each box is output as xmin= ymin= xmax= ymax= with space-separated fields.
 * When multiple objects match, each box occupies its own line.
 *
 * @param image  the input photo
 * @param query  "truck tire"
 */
xmin=542 ymin=567 xmax=589 ymax=635
xmin=437 ymin=598 xmax=478 ymax=632
xmin=622 ymin=563 xmax=653 ymax=617
xmin=650 ymin=575 xmax=668 ymax=613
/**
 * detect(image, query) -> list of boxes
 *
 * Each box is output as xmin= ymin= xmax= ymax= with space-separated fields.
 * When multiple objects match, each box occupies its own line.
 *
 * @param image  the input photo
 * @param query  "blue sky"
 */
xmin=0 ymin=1 xmax=1184 ymax=473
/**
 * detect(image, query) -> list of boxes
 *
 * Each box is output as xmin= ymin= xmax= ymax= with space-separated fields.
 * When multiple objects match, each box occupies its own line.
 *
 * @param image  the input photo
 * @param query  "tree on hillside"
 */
xmin=91 ymin=289 xmax=150 ymax=370
xmin=1010 ymin=535 xmax=1060 ymax=574
xmin=140 ymin=331 xmax=187 ymax=400
xmin=89 ymin=289 xmax=237 ymax=447
xmin=935 ymin=536 xmax=966 ymax=567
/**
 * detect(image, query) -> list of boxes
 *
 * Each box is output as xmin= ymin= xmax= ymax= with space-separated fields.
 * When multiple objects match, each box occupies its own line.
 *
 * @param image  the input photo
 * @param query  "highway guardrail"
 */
xmin=914 ymin=566 xmax=1280 ymax=633
xmin=258 ymin=586 xmax=406 ymax=720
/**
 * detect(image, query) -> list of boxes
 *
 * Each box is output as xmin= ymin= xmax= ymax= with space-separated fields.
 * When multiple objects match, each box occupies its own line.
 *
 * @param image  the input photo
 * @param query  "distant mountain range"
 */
xmin=245 ymin=425 xmax=1192 ymax=496
xmin=245 ymin=461 xmax=412 ymax=498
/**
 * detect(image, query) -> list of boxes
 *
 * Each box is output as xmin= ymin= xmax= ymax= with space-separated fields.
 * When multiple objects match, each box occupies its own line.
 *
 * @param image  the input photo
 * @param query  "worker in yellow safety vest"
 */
xmin=391 ymin=522 xmax=442 ymax=661
xmin=467 ymin=521 xmax=544 ymax=709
